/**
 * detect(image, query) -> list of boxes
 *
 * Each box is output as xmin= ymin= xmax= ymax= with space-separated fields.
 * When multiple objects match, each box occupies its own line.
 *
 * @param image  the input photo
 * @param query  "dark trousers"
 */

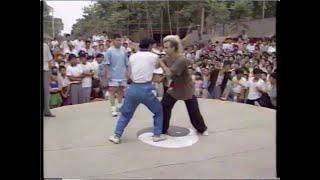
xmin=161 ymin=93 xmax=207 ymax=134
xmin=163 ymin=84 xmax=169 ymax=94
xmin=246 ymin=98 xmax=261 ymax=105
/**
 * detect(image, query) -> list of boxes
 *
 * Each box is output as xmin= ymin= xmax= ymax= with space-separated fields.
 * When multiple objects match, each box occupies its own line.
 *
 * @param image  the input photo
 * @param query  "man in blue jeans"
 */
xmin=109 ymin=38 xmax=166 ymax=144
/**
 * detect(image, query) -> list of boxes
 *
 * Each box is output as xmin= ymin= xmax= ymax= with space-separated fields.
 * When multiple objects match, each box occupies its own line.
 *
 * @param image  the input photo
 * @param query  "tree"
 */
xmin=43 ymin=1 xmax=64 ymax=37
xmin=230 ymin=0 xmax=253 ymax=20
xmin=229 ymin=0 xmax=253 ymax=34
xmin=70 ymin=0 xmax=276 ymax=39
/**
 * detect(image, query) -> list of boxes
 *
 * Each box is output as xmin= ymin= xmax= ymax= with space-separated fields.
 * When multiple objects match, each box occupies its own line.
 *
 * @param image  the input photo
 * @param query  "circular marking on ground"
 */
xmin=137 ymin=126 xmax=199 ymax=148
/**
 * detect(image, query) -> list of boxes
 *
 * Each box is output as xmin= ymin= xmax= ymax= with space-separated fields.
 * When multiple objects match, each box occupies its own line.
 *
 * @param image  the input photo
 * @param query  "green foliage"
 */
xmin=70 ymin=0 xmax=276 ymax=37
xmin=43 ymin=1 xmax=64 ymax=37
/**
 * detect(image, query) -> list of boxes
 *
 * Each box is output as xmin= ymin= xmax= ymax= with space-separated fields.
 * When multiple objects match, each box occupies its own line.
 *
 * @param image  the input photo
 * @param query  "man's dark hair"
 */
xmin=85 ymin=40 xmax=91 ymax=44
xmin=253 ymin=68 xmax=262 ymax=75
xmin=65 ymin=34 xmax=70 ymax=37
xmin=78 ymin=50 xmax=85 ymax=57
xmin=59 ymin=66 xmax=66 ymax=71
xmin=235 ymin=68 xmax=244 ymax=75
xmin=113 ymin=34 xmax=121 ymax=39
xmin=139 ymin=38 xmax=152 ymax=49
xmin=96 ymin=53 xmax=104 ymax=58
xmin=223 ymin=60 xmax=232 ymax=67
xmin=68 ymin=54 xmax=77 ymax=60
xmin=262 ymin=71 xmax=268 ymax=76
xmin=79 ymin=53 xmax=87 ymax=58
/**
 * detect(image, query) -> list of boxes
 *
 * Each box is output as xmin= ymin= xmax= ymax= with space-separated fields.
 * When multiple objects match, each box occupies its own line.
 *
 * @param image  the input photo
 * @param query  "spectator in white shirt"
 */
xmin=58 ymin=66 xmax=71 ymax=106
xmin=50 ymin=38 xmax=59 ymax=51
xmin=268 ymin=43 xmax=276 ymax=53
xmin=246 ymin=42 xmax=256 ymax=54
xmin=82 ymin=40 xmax=95 ymax=56
xmin=97 ymin=43 xmax=106 ymax=54
xmin=65 ymin=44 xmax=78 ymax=57
xmin=60 ymin=34 xmax=72 ymax=53
xmin=231 ymin=68 xmax=247 ymax=102
xmin=242 ymin=68 xmax=266 ymax=105
xmin=79 ymin=53 xmax=94 ymax=103
xmin=66 ymin=54 xmax=84 ymax=105
xmin=267 ymin=72 xmax=276 ymax=108
xmin=123 ymin=42 xmax=132 ymax=57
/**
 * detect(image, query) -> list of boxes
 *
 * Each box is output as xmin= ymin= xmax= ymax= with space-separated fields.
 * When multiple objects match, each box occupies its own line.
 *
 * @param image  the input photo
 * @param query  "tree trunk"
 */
xmin=160 ymin=8 xmax=163 ymax=42
xmin=167 ymin=0 xmax=172 ymax=35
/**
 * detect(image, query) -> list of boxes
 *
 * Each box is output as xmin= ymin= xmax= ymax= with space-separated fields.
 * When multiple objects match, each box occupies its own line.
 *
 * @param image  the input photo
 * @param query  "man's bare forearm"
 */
xmin=159 ymin=60 xmax=172 ymax=77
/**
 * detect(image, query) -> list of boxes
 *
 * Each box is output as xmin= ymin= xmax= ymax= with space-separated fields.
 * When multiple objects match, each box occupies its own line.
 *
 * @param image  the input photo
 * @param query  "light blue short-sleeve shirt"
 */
xmin=103 ymin=47 xmax=128 ymax=80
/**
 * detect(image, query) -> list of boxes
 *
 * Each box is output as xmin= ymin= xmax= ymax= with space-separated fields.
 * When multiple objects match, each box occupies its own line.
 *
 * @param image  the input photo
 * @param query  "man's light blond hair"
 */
xmin=163 ymin=35 xmax=183 ymax=54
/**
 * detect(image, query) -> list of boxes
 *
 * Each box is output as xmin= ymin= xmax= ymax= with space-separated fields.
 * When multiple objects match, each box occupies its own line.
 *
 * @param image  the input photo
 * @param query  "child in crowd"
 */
xmin=49 ymin=73 xmax=62 ymax=108
xmin=194 ymin=72 xmax=204 ymax=98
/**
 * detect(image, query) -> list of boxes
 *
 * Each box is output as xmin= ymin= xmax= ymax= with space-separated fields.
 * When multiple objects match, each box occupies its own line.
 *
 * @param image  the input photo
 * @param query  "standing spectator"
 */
xmin=246 ymin=41 xmax=256 ymax=54
xmin=66 ymin=43 xmax=78 ymax=56
xmin=202 ymin=67 xmax=210 ymax=98
xmin=123 ymin=42 xmax=132 ymax=57
xmin=268 ymin=42 xmax=276 ymax=54
xmin=49 ymin=73 xmax=62 ymax=108
xmin=43 ymin=41 xmax=55 ymax=117
xmin=103 ymin=35 xmax=129 ymax=116
xmin=92 ymin=42 xmax=99 ymax=57
xmin=60 ymin=34 xmax=72 ymax=53
xmin=98 ymin=54 xmax=109 ymax=99
xmin=97 ymin=43 xmax=106 ymax=54
xmin=243 ymin=69 xmax=266 ymax=105
xmin=260 ymin=41 xmax=269 ymax=53
xmin=82 ymin=40 xmax=95 ymax=57
xmin=230 ymin=68 xmax=246 ymax=102
xmin=91 ymin=54 xmax=104 ymax=99
xmin=50 ymin=38 xmax=59 ymax=51
xmin=66 ymin=54 xmax=83 ymax=105
xmin=58 ymin=66 xmax=71 ymax=106
xmin=51 ymin=52 xmax=63 ymax=69
xmin=79 ymin=54 xmax=94 ymax=103
xmin=194 ymin=72 xmax=204 ymax=98
xmin=207 ymin=60 xmax=232 ymax=99
xmin=239 ymin=30 xmax=248 ymax=42
xmin=267 ymin=72 xmax=277 ymax=108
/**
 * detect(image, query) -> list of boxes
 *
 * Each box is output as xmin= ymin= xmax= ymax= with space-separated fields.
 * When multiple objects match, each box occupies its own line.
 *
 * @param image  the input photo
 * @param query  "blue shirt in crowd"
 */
xmin=103 ymin=47 xmax=129 ymax=80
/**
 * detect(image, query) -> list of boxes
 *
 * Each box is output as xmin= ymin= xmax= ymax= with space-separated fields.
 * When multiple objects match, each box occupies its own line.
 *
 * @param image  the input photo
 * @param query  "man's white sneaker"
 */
xmin=117 ymin=103 xmax=123 ymax=112
xmin=111 ymin=106 xmax=118 ymax=117
xmin=108 ymin=135 xmax=120 ymax=144
xmin=201 ymin=130 xmax=209 ymax=136
xmin=153 ymin=135 xmax=166 ymax=142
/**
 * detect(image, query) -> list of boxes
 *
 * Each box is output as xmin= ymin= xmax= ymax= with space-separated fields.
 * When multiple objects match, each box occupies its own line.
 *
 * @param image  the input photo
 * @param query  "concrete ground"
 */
xmin=44 ymin=99 xmax=276 ymax=179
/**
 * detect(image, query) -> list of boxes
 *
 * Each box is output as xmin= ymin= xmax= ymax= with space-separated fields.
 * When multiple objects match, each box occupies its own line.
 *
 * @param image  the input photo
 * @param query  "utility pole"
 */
xmin=52 ymin=8 xmax=55 ymax=38
xmin=262 ymin=0 xmax=265 ymax=19
xmin=200 ymin=7 xmax=205 ymax=38
xmin=167 ymin=0 xmax=172 ymax=35
xmin=160 ymin=8 xmax=163 ymax=42
xmin=176 ymin=11 xmax=180 ymax=36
